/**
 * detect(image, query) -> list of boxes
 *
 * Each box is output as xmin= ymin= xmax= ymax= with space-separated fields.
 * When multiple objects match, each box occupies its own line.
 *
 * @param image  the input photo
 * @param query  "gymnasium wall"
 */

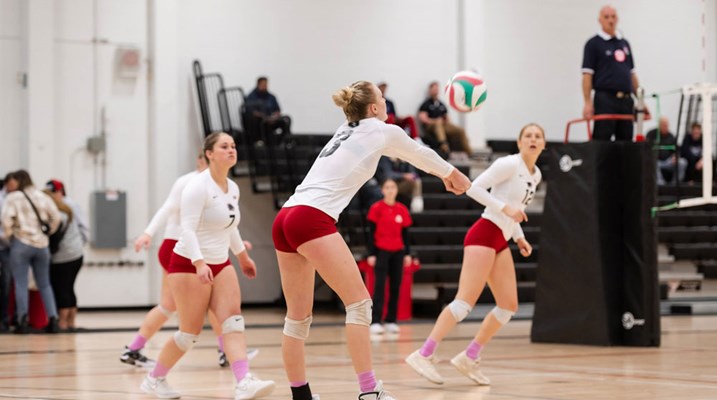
xmin=0 ymin=0 xmax=716 ymax=307
xmin=465 ymin=0 xmax=715 ymax=143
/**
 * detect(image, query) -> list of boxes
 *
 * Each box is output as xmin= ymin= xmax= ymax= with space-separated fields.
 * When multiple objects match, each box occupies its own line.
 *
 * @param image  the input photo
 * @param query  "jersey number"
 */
xmin=521 ymin=189 xmax=534 ymax=206
xmin=224 ymin=214 xmax=235 ymax=229
xmin=319 ymin=130 xmax=353 ymax=158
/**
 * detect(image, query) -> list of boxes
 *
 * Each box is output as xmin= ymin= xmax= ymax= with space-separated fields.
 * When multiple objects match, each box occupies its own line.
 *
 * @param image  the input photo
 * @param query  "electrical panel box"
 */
xmin=90 ymin=190 xmax=127 ymax=249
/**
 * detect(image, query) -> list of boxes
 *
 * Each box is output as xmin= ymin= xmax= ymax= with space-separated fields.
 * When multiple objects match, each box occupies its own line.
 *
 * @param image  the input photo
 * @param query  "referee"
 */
xmin=582 ymin=5 xmax=640 ymax=141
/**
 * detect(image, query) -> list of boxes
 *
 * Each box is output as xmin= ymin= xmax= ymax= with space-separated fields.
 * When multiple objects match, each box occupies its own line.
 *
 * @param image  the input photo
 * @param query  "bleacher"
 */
xmin=193 ymin=60 xmax=717 ymax=315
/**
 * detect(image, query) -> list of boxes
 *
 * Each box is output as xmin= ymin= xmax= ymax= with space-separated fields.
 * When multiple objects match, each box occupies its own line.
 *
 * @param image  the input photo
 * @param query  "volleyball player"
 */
xmin=271 ymin=81 xmax=472 ymax=400
xmin=405 ymin=123 xmax=545 ymax=386
xmin=141 ymin=132 xmax=274 ymax=399
xmin=125 ymin=153 xmax=257 ymax=369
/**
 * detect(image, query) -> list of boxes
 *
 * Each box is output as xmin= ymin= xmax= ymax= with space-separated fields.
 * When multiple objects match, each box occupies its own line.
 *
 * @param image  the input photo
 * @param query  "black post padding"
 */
xmin=531 ymin=142 xmax=660 ymax=346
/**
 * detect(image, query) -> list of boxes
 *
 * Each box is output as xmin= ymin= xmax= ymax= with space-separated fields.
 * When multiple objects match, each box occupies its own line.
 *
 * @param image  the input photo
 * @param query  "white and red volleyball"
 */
xmin=444 ymin=70 xmax=487 ymax=112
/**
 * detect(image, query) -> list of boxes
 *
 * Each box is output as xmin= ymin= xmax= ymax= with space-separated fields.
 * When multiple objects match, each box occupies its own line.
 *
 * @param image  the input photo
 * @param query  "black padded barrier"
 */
xmin=531 ymin=142 xmax=660 ymax=346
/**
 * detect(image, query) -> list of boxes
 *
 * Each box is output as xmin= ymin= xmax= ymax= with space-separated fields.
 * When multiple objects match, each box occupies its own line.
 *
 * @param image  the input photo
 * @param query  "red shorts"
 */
xmin=158 ymin=239 xmax=178 ymax=272
xmin=464 ymin=218 xmax=509 ymax=252
xmin=167 ymin=252 xmax=231 ymax=276
xmin=272 ymin=205 xmax=337 ymax=253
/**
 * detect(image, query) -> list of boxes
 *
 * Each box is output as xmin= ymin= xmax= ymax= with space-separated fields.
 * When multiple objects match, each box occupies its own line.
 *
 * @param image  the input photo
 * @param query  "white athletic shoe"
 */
xmin=234 ymin=373 xmax=275 ymax=399
xmin=140 ymin=374 xmax=181 ymax=399
xmin=357 ymin=380 xmax=396 ymax=400
xmin=405 ymin=350 xmax=444 ymax=384
xmin=450 ymin=351 xmax=490 ymax=385
xmin=369 ymin=323 xmax=385 ymax=334
xmin=384 ymin=323 xmax=400 ymax=334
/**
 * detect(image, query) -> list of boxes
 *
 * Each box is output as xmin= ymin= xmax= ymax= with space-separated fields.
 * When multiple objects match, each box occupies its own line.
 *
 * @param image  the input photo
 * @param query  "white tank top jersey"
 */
xmin=173 ymin=169 xmax=246 ymax=264
xmin=284 ymin=117 xmax=454 ymax=220
xmin=466 ymin=154 xmax=542 ymax=241
xmin=143 ymin=171 xmax=198 ymax=240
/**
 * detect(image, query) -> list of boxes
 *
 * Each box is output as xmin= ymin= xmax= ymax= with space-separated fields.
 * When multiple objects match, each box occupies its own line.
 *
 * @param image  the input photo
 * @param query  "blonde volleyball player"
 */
xmin=271 ymin=81 xmax=472 ymax=400
xmin=141 ymin=132 xmax=274 ymax=399
xmin=124 ymin=153 xmax=258 ymax=369
xmin=406 ymin=123 xmax=545 ymax=386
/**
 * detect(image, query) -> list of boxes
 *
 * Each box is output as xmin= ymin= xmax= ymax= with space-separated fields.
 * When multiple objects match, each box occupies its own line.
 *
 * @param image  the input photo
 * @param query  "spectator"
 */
xmin=245 ymin=76 xmax=291 ymax=144
xmin=377 ymin=81 xmax=419 ymax=139
xmin=46 ymin=180 xmax=89 ymax=245
xmin=582 ymin=5 xmax=641 ymax=141
xmin=44 ymin=185 xmax=84 ymax=332
xmin=418 ymin=81 xmax=472 ymax=158
xmin=646 ymin=117 xmax=687 ymax=185
xmin=681 ymin=122 xmax=704 ymax=184
xmin=375 ymin=156 xmax=424 ymax=213
xmin=0 ymin=170 xmax=61 ymax=334
xmin=0 ymin=172 xmax=18 ymax=331
xmin=366 ymin=178 xmax=413 ymax=336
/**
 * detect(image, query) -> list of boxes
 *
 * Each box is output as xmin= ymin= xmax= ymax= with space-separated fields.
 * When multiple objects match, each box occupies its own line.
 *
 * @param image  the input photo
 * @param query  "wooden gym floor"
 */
xmin=0 ymin=309 xmax=715 ymax=399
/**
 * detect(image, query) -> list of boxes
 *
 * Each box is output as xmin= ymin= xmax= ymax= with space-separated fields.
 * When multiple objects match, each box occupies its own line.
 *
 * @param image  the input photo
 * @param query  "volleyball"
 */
xmin=444 ymin=70 xmax=487 ymax=112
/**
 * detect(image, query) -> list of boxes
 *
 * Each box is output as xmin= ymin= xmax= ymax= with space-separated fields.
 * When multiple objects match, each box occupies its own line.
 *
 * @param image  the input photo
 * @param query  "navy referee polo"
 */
xmin=581 ymin=31 xmax=635 ymax=93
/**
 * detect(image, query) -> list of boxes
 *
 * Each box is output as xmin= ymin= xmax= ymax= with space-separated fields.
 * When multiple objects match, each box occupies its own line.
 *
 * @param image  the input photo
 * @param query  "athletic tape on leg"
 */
xmin=173 ymin=331 xmax=198 ymax=352
xmin=283 ymin=315 xmax=312 ymax=340
xmin=345 ymin=299 xmax=372 ymax=326
xmin=448 ymin=299 xmax=473 ymax=322
xmin=221 ymin=315 xmax=245 ymax=334
xmin=490 ymin=306 xmax=515 ymax=325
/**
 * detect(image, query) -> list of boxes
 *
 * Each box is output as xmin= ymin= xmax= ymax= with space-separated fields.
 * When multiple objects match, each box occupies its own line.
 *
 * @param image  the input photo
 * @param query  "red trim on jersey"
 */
xmin=167 ymin=252 xmax=231 ymax=276
xmin=272 ymin=205 xmax=337 ymax=253
xmin=464 ymin=218 xmax=509 ymax=252
xmin=367 ymin=201 xmax=412 ymax=252
xmin=158 ymin=239 xmax=178 ymax=272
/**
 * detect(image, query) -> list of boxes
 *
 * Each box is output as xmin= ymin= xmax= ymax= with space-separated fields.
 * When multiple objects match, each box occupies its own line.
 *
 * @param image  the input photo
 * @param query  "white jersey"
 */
xmin=466 ymin=154 xmax=541 ymax=241
xmin=143 ymin=171 xmax=198 ymax=240
xmin=284 ymin=117 xmax=454 ymax=220
xmin=173 ymin=169 xmax=245 ymax=264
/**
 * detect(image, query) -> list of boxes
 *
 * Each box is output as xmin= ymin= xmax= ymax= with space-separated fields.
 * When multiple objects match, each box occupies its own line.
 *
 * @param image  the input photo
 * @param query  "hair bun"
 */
xmin=332 ymin=87 xmax=354 ymax=108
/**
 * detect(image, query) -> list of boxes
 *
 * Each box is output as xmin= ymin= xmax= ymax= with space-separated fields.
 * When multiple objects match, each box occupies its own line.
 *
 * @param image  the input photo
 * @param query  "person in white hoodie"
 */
xmin=406 ymin=123 xmax=545 ymax=386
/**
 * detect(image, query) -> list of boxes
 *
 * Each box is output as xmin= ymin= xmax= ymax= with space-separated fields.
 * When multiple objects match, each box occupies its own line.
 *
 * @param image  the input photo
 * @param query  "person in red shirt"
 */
xmin=366 ymin=178 xmax=412 ymax=335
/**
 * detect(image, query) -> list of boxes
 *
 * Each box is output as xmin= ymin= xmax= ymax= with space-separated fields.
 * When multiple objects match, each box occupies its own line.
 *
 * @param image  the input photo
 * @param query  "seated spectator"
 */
xmin=646 ymin=117 xmax=687 ymax=185
xmin=245 ymin=76 xmax=291 ymax=144
xmin=375 ymin=156 xmax=423 ymax=213
xmin=418 ymin=81 xmax=472 ymax=158
xmin=681 ymin=122 xmax=704 ymax=184
xmin=0 ymin=169 xmax=61 ymax=334
xmin=378 ymin=81 xmax=419 ymax=139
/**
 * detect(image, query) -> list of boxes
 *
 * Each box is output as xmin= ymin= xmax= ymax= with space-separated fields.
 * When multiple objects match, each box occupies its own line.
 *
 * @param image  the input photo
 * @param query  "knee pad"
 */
xmin=221 ymin=315 xmax=245 ymax=334
xmin=283 ymin=315 xmax=312 ymax=340
xmin=448 ymin=299 xmax=473 ymax=322
xmin=490 ymin=306 xmax=515 ymax=325
xmin=158 ymin=305 xmax=175 ymax=319
xmin=173 ymin=331 xmax=198 ymax=352
xmin=345 ymin=299 xmax=372 ymax=326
